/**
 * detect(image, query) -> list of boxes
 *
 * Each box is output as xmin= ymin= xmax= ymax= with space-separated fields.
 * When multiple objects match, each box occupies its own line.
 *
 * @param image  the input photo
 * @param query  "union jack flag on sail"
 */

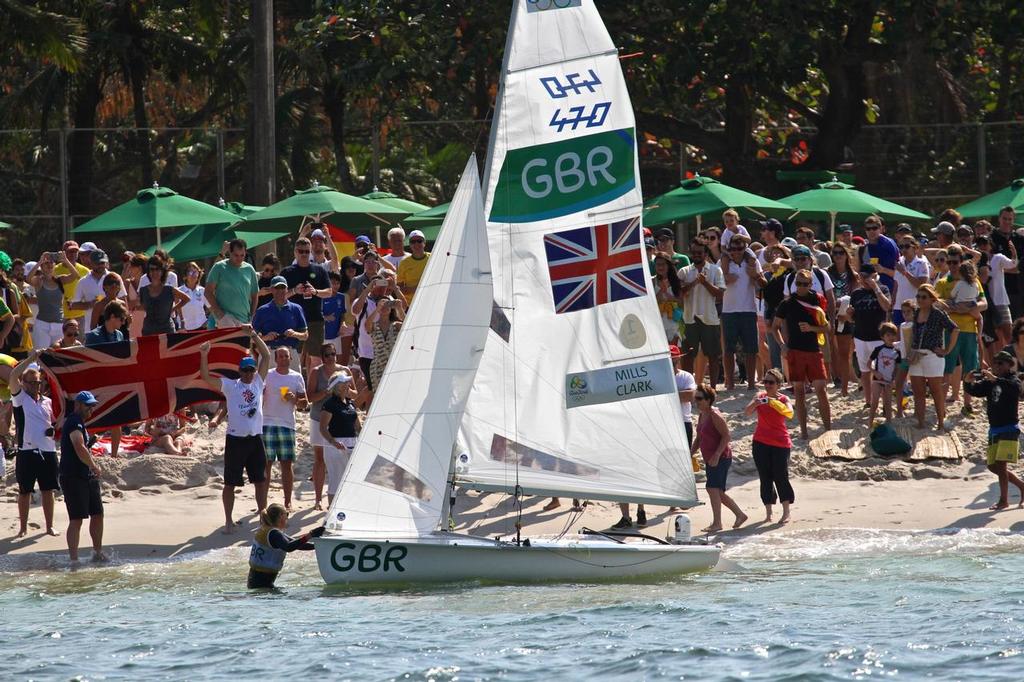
xmin=39 ymin=328 xmax=250 ymax=431
xmin=543 ymin=216 xmax=647 ymax=314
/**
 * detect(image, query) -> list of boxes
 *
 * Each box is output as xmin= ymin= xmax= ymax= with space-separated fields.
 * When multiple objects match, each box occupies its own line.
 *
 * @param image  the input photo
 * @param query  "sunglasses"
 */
xmin=728 ymin=246 xmax=745 ymax=252
xmin=240 ymin=367 xmax=256 ymax=373
xmin=794 ymin=256 xmax=810 ymax=261
xmin=705 ymin=235 xmax=719 ymax=240
xmin=795 ymin=281 xmax=812 ymax=287
xmin=764 ymin=379 xmax=778 ymax=385
xmin=915 ymin=293 xmax=931 ymax=300
xmin=410 ymin=239 xmax=425 ymax=244
xmin=297 ymin=249 xmax=311 ymax=255
xmin=935 ymin=257 xmax=946 ymax=263
xmin=865 ymin=226 xmax=881 ymax=232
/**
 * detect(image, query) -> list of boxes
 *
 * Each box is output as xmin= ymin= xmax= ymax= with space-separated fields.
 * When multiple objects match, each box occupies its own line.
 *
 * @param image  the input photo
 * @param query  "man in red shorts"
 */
xmin=771 ymin=269 xmax=833 ymax=439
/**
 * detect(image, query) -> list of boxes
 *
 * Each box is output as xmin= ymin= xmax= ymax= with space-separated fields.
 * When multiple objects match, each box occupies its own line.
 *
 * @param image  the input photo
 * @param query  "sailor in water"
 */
xmin=248 ymin=503 xmax=324 ymax=588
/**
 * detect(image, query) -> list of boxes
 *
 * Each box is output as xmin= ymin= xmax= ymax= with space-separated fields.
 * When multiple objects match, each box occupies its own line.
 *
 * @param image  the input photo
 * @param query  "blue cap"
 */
xmin=74 ymin=390 xmax=99 ymax=406
xmin=239 ymin=357 xmax=257 ymax=370
xmin=355 ymin=235 xmax=372 ymax=245
xmin=270 ymin=275 xmax=288 ymax=288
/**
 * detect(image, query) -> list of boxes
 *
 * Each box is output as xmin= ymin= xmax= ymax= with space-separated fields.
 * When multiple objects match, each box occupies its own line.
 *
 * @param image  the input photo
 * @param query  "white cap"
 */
xmin=310 ymin=228 xmax=327 ymax=240
xmin=79 ymin=241 xmax=98 ymax=252
xmin=326 ymin=372 xmax=353 ymax=392
xmin=408 ymin=230 xmax=426 ymax=241
xmin=24 ymin=260 xmax=37 ymax=275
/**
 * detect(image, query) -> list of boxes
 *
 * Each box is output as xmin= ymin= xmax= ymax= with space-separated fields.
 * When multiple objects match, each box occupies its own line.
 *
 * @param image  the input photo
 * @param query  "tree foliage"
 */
xmin=0 ymin=0 xmax=1021 ymax=243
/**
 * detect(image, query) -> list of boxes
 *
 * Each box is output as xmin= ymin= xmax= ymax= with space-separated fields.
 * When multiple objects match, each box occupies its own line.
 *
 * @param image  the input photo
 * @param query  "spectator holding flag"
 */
xmin=199 ymin=326 xmax=271 ymax=534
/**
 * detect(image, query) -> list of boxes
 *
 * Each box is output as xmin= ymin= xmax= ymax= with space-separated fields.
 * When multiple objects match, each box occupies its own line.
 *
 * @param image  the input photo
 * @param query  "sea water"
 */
xmin=2 ymin=528 xmax=1024 ymax=680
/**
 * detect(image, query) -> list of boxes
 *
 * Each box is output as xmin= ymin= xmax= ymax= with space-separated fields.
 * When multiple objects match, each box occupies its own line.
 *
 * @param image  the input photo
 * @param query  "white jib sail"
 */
xmin=456 ymin=0 xmax=698 ymax=508
xmin=327 ymin=156 xmax=492 ymax=536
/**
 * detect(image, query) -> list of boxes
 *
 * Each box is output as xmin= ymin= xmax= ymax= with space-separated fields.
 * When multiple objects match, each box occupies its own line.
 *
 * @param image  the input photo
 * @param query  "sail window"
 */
xmin=489 ymin=434 xmax=599 ymax=478
xmin=365 ymin=456 xmax=433 ymax=501
xmin=489 ymin=301 xmax=511 ymax=342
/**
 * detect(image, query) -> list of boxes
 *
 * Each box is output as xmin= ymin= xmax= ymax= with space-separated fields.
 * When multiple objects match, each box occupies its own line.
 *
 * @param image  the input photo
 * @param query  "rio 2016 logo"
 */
xmin=526 ymin=0 xmax=582 ymax=12
xmin=569 ymin=376 xmax=588 ymax=391
xmin=330 ymin=542 xmax=408 ymax=573
xmin=490 ymin=128 xmax=636 ymax=223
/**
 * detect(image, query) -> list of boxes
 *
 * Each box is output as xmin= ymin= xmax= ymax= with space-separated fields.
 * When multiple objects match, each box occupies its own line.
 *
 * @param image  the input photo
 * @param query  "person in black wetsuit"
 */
xmin=248 ymin=503 xmax=325 ymax=588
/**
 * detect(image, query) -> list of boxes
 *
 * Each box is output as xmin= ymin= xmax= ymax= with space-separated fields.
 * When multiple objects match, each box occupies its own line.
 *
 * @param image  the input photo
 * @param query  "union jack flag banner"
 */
xmin=542 ymin=216 xmax=647 ymax=314
xmin=39 ymin=328 xmax=250 ymax=431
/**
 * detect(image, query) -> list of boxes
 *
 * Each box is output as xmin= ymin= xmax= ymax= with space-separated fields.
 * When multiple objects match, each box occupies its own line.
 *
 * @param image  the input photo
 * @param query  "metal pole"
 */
xmin=59 ymin=128 xmax=70 ymax=241
xmin=371 ymin=121 xmax=381 ymax=190
xmin=977 ymin=122 xmax=986 ymax=196
xmin=216 ymin=128 xmax=226 ymax=200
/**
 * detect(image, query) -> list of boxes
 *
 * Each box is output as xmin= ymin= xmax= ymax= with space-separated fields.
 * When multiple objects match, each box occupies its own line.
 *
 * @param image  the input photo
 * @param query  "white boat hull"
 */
xmin=314 ymin=532 xmax=720 ymax=585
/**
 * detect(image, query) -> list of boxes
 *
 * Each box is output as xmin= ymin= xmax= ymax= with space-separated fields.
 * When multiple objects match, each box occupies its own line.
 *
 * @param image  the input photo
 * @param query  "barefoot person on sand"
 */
xmin=199 ymin=327 xmax=271 ymax=534
xmin=59 ymin=390 xmax=107 ymax=563
xmin=9 ymin=351 xmax=59 ymax=539
xmin=692 ymin=385 xmax=747 ymax=532
xmin=744 ymin=368 xmax=795 ymax=524
xmin=963 ymin=350 xmax=1024 ymax=510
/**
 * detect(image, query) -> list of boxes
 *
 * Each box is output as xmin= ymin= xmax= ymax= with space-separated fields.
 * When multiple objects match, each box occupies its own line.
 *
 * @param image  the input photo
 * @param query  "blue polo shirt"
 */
xmin=84 ymin=325 xmax=124 ymax=347
xmin=60 ymin=411 xmax=93 ymax=479
xmin=861 ymin=234 xmax=899 ymax=289
xmin=252 ymin=300 xmax=308 ymax=349
xmin=322 ymin=292 xmax=346 ymax=340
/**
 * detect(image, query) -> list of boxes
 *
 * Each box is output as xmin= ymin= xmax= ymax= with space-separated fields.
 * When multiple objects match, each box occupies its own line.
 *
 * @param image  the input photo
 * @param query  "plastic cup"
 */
xmin=279 ymin=386 xmax=290 ymax=402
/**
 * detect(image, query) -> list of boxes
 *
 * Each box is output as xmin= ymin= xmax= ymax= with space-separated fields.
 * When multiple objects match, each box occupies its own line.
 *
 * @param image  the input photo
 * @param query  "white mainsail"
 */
xmin=456 ymin=0 xmax=698 ymax=507
xmin=327 ymin=157 xmax=492 ymax=536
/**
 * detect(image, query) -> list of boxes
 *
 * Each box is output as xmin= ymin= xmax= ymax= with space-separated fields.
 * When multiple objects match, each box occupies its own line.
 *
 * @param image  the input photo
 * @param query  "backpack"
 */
xmin=784 ymin=267 xmax=828 ymax=293
xmin=870 ymin=423 xmax=911 ymax=457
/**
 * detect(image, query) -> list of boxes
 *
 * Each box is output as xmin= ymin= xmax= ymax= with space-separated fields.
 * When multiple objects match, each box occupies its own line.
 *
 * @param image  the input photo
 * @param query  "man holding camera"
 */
xmin=8 ymin=351 xmax=59 ymax=539
xmin=350 ymin=261 xmax=406 ymax=392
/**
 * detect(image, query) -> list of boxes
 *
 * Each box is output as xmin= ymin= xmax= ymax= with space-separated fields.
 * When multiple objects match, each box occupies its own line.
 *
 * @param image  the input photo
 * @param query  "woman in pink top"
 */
xmin=743 ymin=368 xmax=795 ymax=524
xmin=692 ymin=385 xmax=747 ymax=533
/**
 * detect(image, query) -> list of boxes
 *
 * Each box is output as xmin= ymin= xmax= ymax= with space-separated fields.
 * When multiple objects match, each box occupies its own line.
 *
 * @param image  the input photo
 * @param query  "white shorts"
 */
xmin=31 ymin=319 xmax=63 ymax=350
xmin=324 ymin=438 xmax=356 ymax=496
xmin=310 ymin=414 xmax=326 ymax=447
xmin=854 ymin=338 xmax=884 ymax=373
xmin=908 ymin=350 xmax=946 ymax=378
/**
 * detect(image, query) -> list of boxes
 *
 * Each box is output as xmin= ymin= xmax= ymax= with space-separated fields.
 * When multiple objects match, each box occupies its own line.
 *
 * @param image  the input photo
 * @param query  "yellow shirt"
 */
xmin=935 ymin=275 xmax=985 ymax=333
xmin=53 ymin=261 xmax=90 ymax=319
xmin=397 ymin=253 xmax=430 ymax=302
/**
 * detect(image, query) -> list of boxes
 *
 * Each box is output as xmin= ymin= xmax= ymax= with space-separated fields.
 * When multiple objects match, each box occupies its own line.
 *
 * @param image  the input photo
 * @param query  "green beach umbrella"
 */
xmin=779 ymin=178 xmax=931 ymax=240
xmin=72 ymin=184 xmax=243 ymax=247
xmin=145 ymin=223 xmax=288 ymax=261
xmin=402 ymin=201 xmax=450 ymax=241
xmin=360 ymin=190 xmax=430 ymax=214
xmin=244 ymin=182 xmax=410 ymax=235
xmin=643 ymin=175 xmax=795 ymax=229
xmin=955 ymin=178 xmax=1024 ymax=225
xmin=143 ymin=201 xmax=272 ymax=260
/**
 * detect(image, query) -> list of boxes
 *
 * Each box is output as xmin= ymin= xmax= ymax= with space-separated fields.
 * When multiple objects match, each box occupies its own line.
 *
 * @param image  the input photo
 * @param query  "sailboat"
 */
xmin=314 ymin=0 xmax=720 ymax=584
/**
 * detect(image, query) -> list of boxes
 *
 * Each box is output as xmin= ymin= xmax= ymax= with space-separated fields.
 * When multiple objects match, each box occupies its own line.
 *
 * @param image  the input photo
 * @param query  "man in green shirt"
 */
xmin=655 ymin=228 xmax=691 ymax=270
xmin=205 ymin=239 xmax=259 ymax=327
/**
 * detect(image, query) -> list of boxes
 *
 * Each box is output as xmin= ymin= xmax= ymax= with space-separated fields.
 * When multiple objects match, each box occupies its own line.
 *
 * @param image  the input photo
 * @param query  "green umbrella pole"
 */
xmin=830 ymin=212 xmax=837 ymax=243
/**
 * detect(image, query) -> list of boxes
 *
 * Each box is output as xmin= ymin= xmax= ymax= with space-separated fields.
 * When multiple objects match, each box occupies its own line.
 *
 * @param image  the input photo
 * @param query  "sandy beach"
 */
xmin=1 ymin=385 xmax=1012 ymax=565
